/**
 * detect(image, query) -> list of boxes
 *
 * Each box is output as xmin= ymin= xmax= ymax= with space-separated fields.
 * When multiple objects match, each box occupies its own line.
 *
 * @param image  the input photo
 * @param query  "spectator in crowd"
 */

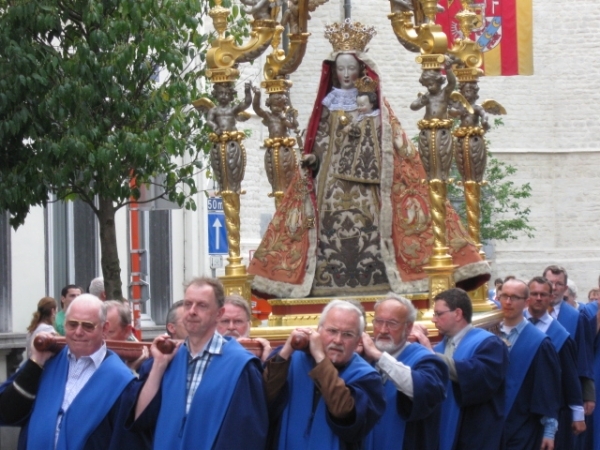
xmin=25 ymin=296 xmax=57 ymax=358
xmin=89 ymin=277 xmax=106 ymax=300
xmin=54 ymin=284 xmax=82 ymax=335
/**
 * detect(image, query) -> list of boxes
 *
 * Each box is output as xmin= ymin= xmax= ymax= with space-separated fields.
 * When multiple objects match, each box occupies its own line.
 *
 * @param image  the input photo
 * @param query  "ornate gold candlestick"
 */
xmin=194 ymin=0 xmax=283 ymax=297
xmin=392 ymin=0 xmax=457 ymax=309
xmin=448 ymin=1 xmax=505 ymax=311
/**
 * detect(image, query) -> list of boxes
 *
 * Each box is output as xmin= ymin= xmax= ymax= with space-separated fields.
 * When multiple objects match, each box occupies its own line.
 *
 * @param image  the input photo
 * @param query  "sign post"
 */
xmin=207 ymin=197 xmax=229 ymax=257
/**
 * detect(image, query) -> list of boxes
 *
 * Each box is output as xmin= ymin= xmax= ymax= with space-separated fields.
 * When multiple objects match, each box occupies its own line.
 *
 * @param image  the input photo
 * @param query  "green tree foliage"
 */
xmin=0 ymin=0 xmax=228 ymax=299
xmin=449 ymin=119 xmax=535 ymax=242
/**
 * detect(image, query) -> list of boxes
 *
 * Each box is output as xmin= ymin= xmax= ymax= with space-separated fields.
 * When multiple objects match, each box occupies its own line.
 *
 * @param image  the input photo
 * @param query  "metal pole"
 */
xmin=344 ymin=0 xmax=351 ymax=20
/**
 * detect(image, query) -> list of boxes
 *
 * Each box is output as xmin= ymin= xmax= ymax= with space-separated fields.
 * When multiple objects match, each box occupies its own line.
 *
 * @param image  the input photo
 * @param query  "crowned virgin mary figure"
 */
xmin=248 ymin=20 xmax=490 ymax=298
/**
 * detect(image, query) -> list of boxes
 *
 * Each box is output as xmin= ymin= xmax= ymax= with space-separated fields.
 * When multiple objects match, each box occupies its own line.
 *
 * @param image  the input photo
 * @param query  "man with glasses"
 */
xmin=361 ymin=293 xmax=448 ymax=450
xmin=264 ymin=299 xmax=385 ymax=450
xmin=0 ymin=294 xmax=148 ymax=449
xmin=418 ymin=288 xmax=508 ymax=450
xmin=132 ymin=277 xmax=268 ymax=449
xmin=498 ymin=279 xmax=560 ymax=450
xmin=216 ymin=294 xmax=272 ymax=361
xmin=525 ymin=276 xmax=585 ymax=449
xmin=543 ymin=266 xmax=596 ymax=424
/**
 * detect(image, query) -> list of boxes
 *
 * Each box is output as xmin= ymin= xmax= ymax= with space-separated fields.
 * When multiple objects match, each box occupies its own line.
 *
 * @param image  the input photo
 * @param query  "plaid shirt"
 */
xmin=185 ymin=332 xmax=225 ymax=414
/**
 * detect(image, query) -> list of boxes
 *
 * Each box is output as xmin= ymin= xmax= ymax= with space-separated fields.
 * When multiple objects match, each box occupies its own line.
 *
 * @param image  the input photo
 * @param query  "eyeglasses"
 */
xmin=432 ymin=309 xmax=453 ymax=318
xmin=323 ymin=327 xmax=357 ymax=341
xmin=498 ymin=294 xmax=527 ymax=302
xmin=65 ymin=320 xmax=98 ymax=332
xmin=219 ymin=319 xmax=248 ymax=327
xmin=549 ymin=282 xmax=565 ymax=288
xmin=372 ymin=319 xmax=404 ymax=331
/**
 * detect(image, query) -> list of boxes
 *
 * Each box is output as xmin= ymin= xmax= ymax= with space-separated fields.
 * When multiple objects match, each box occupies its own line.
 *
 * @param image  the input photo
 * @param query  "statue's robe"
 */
xmin=249 ymin=54 xmax=490 ymax=298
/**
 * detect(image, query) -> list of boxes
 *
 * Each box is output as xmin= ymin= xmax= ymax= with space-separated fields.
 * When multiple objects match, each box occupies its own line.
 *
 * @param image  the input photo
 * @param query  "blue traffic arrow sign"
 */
xmin=207 ymin=197 xmax=228 ymax=255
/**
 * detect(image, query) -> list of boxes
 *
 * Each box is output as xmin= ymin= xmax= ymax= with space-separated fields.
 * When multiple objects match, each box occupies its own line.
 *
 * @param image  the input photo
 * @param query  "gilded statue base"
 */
xmin=220 ymin=269 xmax=253 ymax=300
xmin=267 ymin=293 xmax=430 ymax=327
xmin=470 ymin=283 xmax=497 ymax=312
xmin=422 ymin=251 xmax=458 ymax=319
xmin=253 ymin=293 xmax=502 ymax=346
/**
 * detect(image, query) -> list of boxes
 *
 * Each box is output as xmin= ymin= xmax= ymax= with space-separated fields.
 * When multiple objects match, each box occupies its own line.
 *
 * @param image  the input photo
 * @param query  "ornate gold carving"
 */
xmin=417 ymin=118 xmax=453 ymax=130
xmin=206 ymin=0 xmax=278 ymax=84
xmin=324 ymin=19 xmax=377 ymax=53
xmin=354 ymin=76 xmax=378 ymax=93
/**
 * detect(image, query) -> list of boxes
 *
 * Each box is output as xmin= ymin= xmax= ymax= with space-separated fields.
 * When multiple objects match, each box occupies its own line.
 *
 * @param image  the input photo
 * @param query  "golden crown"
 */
xmin=354 ymin=76 xmax=378 ymax=93
xmin=324 ymin=19 xmax=377 ymax=53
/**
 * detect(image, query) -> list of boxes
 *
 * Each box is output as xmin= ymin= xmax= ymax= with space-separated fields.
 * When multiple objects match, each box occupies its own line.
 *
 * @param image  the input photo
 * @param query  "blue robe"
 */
xmin=272 ymin=351 xmax=385 ymax=450
xmin=583 ymin=301 xmax=600 ymax=450
xmin=502 ymin=323 xmax=561 ymax=450
xmin=545 ymin=320 xmax=583 ymax=450
xmin=366 ymin=343 xmax=448 ymax=450
xmin=558 ymin=301 xmax=595 ymax=380
xmin=0 ymin=348 xmax=146 ymax=450
xmin=434 ymin=327 xmax=509 ymax=450
xmin=132 ymin=338 xmax=268 ymax=450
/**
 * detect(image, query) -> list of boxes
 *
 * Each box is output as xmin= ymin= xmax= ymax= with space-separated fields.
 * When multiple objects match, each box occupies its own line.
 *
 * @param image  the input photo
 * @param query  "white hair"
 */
xmin=65 ymin=294 xmax=107 ymax=323
xmin=318 ymin=299 xmax=365 ymax=334
xmin=88 ymin=277 xmax=105 ymax=298
xmin=374 ymin=292 xmax=417 ymax=323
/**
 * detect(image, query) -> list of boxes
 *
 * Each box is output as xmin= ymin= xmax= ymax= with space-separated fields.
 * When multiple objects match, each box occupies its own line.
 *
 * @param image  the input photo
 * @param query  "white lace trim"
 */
xmin=322 ymin=87 xmax=358 ymax=111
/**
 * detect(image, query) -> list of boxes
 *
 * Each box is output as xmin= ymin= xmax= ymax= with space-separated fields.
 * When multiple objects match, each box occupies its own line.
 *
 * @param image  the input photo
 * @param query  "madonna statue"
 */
xmin=249 ymin=20 xmax=490 ymax=298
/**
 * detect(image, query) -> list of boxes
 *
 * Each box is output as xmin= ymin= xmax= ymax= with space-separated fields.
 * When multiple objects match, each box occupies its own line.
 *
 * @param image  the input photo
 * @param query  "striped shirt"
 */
xmin=56 ymin=343 xmax=107 ymax=446
xmin=185 ymin=332 xmax=225 ymax=414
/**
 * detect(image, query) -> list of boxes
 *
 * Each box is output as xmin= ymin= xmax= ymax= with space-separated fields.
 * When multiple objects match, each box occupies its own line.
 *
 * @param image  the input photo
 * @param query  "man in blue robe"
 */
xmin=0 ymin=294 xmax=148 ymax=450
xmin=499 ymin=279 xmax=561 ymax=450
xmin=583 ymin=299 xmax=600 ymax=450
xmin=264 ymin=299 xmax=385 ymax=450
xmin=543 ymin=266 xmax=595 ymax=417
xmin=361 ymin=293 xmax=448 ymax=450
xmin=425 ymin=288 xmax=509 ymax=450
xmin=131 ymin=277 xmax=268 ymax=450
xmin=525 ymin=276 xmax=585 ymax=449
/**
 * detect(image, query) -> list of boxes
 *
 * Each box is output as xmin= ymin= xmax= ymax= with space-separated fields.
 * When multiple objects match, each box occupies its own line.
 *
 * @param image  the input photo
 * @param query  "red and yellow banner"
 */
xmin=437 ymin=0 xmax=533 ymax=76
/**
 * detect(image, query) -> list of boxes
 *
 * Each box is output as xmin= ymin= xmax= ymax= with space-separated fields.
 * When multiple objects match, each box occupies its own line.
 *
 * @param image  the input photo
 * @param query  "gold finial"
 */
xmin=209 ymin=0 xmax=230 ymax=39
xmin=354 ymin=76 xmax=378 ymax=93
xmin=324 ymin=19 xmax=377 ymax=53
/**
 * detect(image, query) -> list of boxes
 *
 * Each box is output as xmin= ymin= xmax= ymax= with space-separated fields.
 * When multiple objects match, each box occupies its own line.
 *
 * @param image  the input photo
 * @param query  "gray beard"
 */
xmin=375 ymin=337 xmax=402 ymax=354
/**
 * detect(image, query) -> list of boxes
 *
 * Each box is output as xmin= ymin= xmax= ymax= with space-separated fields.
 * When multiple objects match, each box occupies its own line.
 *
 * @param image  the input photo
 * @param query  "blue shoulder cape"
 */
xmin=435 ymin=327 xmax=491 ymax=450
xmin=154 ymin=337 xmax=255 ymax=450
xmin=546 ymin=319 xmax=569 ymax=352
xmin=366 ymin=343 xmax=437 ymax=450
xmin=278 ymin=352 xmax=377 ymax=450
xmin=29 ymin=348 xmax=134 ymax=450
xmin=504 ymin=323 xmax=545 ymax=417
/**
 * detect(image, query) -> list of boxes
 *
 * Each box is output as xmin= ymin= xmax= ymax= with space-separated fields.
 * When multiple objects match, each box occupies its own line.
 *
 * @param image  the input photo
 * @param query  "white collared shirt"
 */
xmin=56 ymin=343 xmax=107 ymax=447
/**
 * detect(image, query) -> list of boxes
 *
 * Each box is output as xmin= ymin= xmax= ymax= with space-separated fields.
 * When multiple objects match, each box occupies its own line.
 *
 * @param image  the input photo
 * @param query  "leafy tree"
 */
xmin=0 ymin=0 xmax=234 ymax=299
